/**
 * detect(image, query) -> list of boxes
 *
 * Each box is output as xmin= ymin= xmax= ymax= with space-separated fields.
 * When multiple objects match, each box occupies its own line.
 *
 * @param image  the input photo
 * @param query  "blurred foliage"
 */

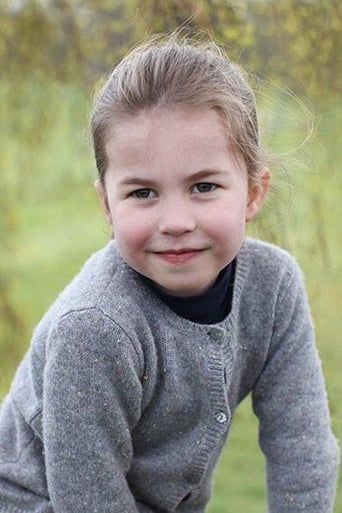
xmin=134 ymin=0 xmax=254 ymax=52
xmin=246 ymin=0 xmax=342 ymax=100
xmin=1 ymin=0 xmax=341 ymax=97
xmin=0 ymin=90 xmax=26 ymax=378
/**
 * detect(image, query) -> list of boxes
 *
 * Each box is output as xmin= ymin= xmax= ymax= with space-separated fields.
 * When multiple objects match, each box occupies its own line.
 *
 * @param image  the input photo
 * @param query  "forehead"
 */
xmin=105 ymin=107 xmax=233 ymax=169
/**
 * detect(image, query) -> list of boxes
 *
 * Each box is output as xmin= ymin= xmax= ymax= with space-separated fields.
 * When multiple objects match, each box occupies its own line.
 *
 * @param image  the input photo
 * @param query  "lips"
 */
xmin=154 ymin=248 xmax=205 ymax=264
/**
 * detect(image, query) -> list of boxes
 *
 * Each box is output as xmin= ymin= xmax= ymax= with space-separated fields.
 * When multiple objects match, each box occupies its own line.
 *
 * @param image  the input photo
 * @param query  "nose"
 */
xmin=158 ymin=198 xmax=197 ymax=235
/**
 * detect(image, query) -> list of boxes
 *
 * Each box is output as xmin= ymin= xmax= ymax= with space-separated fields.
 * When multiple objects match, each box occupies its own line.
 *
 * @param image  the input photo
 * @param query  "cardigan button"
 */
xmin=207 ymin=328 xmax=223 ymax=342
xmin=215 ymin=411 xmax=228 ymax=424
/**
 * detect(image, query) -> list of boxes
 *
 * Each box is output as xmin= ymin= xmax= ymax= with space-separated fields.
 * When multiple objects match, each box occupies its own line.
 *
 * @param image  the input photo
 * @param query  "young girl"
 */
xmin=0 ymin=36 xmax=339 ymax=513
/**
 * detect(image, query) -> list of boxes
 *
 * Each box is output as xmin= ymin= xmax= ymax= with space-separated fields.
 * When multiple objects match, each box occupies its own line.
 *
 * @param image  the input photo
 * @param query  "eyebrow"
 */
xmin=187 ymin=169 xmax=227 ymax=181
xmin=118 ymin=177 xmax=156 ymax=187
xmin=118 ymin=168 xmax=227 ymax=186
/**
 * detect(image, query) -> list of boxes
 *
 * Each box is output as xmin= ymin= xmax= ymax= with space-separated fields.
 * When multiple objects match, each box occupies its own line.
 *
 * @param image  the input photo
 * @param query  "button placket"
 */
xmin=206 ymin=328 xmax=231 ymax=430
xmin=181 ymin=328 xmax=230 ymax=495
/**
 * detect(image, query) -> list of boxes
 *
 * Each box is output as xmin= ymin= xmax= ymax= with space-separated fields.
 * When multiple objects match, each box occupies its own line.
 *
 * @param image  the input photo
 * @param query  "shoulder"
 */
xmin=230 ymin=239 xmax=313 ymax=389
xmin=55 ymin=240 xmax=124 ymax=311
xmin=30 ymin=241 xmax=144 ymax=351
xmin=39 ymin=240 xmax=145 ymax=321
xmin=233 ymin=237 xmax=309 ymax=327
xmin=237 ymin=237 xmax=304 ymax=288
xmin=33 ymin=240 xmax=163 ymax=360
xmin=241 ymin=237 xmax=299 ymax=269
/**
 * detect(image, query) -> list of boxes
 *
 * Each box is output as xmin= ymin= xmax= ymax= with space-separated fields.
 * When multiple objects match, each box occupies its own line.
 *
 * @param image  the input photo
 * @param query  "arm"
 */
xmin=43 ymin=308 xmax=144 ymax=513
xmin=252 ymin=260 xmax=339 ymax=513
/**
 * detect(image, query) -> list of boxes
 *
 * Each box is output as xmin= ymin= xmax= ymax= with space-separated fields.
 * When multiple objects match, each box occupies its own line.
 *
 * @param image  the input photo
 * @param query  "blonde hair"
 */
xmin=90 ymin=35 xmax=264 ymax=184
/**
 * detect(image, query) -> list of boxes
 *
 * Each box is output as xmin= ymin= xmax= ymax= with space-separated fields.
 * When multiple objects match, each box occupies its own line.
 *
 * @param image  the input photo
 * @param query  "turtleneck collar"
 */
xmin=141 ymin=260 xmax=235 ymax=324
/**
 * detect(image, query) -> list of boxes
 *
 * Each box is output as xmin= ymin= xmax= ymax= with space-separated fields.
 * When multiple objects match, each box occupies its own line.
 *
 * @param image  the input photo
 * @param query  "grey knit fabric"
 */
xmin=0 ymin=237 xmax=339 ymax=513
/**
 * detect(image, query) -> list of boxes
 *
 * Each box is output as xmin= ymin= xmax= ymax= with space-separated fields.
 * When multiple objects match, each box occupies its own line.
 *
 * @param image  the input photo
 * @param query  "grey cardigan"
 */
xmin=0 ymin=237 xmax=339 ymax=513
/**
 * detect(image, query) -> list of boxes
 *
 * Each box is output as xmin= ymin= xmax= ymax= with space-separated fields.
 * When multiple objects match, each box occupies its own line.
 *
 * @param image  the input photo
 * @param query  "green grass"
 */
xmin=0 ymin=78 xmax=341 ymax=511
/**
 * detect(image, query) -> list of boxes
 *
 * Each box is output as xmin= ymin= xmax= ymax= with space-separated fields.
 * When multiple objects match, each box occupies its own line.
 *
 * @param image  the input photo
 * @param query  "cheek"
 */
xmin=112 ymin=207 xmax=152 ymax=257
xmin=203 ymin=203 xmax=247 ymax=240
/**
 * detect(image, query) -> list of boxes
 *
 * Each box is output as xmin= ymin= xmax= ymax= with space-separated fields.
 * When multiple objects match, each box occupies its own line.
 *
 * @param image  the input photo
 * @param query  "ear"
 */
xmin=94 ymin=179 xmax=113 ymax=225
xmin=245 ymin=167 xmax=271 ymax=222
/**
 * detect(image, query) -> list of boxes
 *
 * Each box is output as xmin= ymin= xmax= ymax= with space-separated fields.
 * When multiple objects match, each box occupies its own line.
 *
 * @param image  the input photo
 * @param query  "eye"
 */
xmin=192 ymin=182 xmax=217 ymax=194
xmin=130 ymin=188 xmax=157 ymax=199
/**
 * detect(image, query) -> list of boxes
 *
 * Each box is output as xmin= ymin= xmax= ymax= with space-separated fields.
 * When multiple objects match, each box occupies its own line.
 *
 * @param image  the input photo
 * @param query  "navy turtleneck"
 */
xmin=141 ymin=260 xmax=235 ymax=324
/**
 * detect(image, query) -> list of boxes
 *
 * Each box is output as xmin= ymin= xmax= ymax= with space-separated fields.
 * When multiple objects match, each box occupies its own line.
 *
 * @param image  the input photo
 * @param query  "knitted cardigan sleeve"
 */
xmin=43 ymin=307 xmax=144 ymax=513
xmin=251 ymin=257 xmax=339 ymax=513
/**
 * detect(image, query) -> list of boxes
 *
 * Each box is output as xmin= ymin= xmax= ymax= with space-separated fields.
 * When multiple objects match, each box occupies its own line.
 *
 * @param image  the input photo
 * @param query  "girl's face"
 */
xmin=96 ymin=107 xmax=269 ymax=297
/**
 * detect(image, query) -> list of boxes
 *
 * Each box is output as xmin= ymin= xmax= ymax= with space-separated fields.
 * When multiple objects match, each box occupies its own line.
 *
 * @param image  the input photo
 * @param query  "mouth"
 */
xmin=153 ymin=248 xmax=206 ymax=264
